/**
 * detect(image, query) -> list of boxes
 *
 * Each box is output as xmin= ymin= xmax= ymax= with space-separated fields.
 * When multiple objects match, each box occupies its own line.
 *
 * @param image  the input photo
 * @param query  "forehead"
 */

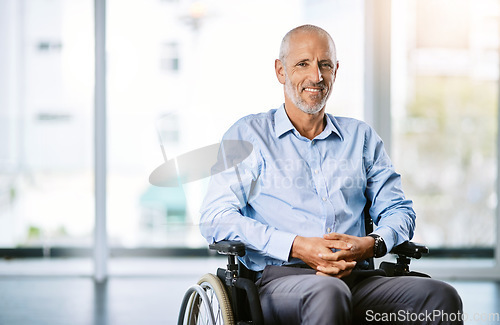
xmin=286 ymin=31 xmax=335 ymax=62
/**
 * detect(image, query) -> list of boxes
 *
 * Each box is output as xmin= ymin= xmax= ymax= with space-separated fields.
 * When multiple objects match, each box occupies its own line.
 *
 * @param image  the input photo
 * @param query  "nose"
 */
xmin=310 ymin=63 xmax=323 ymax=83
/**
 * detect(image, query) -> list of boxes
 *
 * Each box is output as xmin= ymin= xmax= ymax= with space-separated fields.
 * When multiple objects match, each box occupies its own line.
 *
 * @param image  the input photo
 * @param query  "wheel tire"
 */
xmin=184 ymin=273 xmax=234 ymax=325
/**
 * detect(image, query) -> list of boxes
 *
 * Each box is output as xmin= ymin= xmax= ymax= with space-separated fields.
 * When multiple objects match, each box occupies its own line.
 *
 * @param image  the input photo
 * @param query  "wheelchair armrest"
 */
xmin=390 ymin=241 xmax=429 ymax=259
xmin=209 ymin=240 xmax=246 ymax=257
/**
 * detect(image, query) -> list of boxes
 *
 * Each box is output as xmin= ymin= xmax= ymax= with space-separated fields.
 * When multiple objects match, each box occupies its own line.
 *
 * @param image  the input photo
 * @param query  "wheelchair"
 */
xmin=177 ymin=236 xmax=429 ymax=325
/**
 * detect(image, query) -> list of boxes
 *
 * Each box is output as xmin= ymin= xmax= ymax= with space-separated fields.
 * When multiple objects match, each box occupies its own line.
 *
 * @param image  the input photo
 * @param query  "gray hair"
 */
xmin=279 ymin=24 xmax=337 ymax=64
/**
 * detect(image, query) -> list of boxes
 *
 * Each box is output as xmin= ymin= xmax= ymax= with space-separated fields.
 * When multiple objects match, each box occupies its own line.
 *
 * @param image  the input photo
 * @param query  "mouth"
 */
xmin=303 ymin=87 xmax=322 ymax=93
xmin=302 ymin=86 xmax=326 ymax=96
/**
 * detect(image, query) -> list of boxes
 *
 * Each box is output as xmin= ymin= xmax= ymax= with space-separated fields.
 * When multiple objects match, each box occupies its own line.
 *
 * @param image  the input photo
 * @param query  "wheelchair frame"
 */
xmin=178 ymin=238 xmax=429 ymax=325
xmin=179 ymin=200 xmax=428 ymax=324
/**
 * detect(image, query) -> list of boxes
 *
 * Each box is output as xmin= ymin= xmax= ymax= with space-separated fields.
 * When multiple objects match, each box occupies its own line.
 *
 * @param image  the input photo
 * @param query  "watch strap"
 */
xmin=368 ymin=234 xmax=387 ymax=258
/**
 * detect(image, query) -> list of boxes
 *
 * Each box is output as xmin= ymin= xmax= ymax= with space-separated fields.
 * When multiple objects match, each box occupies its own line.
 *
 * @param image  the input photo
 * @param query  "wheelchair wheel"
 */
xmin=179 ymin=273 xmax=234 ymax=325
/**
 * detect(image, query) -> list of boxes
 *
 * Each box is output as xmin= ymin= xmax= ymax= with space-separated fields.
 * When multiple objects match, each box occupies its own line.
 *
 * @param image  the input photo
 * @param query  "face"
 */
xmin=276 ymin=31 xmax=338 ymax=115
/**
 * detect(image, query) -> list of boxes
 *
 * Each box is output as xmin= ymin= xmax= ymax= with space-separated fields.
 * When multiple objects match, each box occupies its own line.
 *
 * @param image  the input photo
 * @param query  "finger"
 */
xmin=318 ymin=249 xmax=355 ymax=261
xmin=335 ymin=268 xmax=354 ymax=279
xmin=316 ymin=265 xmax=341 ymax=275
xmin=324 ymin=239 xmax=352 ymax=250
xmin=332 ymin=249 xmax=358 ymax=262
xmin=346 ymin=261 xmax=357 ymax=269
xmin=318 ymin=250 xmax=341 ymax=261
xmin=316 ymin=271 xmax=330 ymax=277
xmin=332 ymin=261 xmax=357 ymax=278
xmin=316 ymin=261 xmax=356 ymax=275
xmin=323 ymin=232 xmax=349 ymax=240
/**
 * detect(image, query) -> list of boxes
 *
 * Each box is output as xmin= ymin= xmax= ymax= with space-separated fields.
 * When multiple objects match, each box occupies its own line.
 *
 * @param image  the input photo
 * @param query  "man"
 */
xmin=200 ymin=25 xmax=462 ymax=324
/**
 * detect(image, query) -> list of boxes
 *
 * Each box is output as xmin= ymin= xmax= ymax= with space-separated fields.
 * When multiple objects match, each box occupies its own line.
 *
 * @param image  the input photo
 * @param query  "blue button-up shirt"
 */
xmin=200 ymin=105 xmax=415 ymax=272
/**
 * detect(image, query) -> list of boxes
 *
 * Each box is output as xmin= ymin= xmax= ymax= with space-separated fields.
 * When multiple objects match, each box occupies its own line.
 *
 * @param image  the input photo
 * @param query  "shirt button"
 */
xmin=322 ymin=197 xmax=327 ymax=201
xmin=315 ymin=169 xmax=319 ymax=174
xmin=327 ymin=228 xmax=332 ymax=233
xmin=311 ymin=140 xmax=315 ymax=145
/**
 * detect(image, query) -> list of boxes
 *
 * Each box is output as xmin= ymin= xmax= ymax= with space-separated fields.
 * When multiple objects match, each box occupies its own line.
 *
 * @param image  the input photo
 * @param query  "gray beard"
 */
xmin=285 ymin=78 xmax=327 ymax=115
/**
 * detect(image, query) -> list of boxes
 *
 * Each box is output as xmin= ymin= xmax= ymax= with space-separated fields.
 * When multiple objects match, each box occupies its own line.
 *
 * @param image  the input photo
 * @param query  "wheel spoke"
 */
xmin=184 ymin=275 xmax=233 ymax=325
xmin=207 ymin=289 xmax=218 ymax=324
xmin=208 ymin=288 xmax=214 ymax=304
xmin=215 ymin=307 xmax=222 ymax=324
xmin=194 ymin=297 xmax=201 ymax=324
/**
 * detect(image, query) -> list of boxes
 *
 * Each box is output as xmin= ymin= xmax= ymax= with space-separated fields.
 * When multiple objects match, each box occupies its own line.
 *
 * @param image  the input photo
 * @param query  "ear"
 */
xmin=333 ymin=60 xmax=340 ymax=83
xmin=275 ymin=59 xmax=286 ymax=85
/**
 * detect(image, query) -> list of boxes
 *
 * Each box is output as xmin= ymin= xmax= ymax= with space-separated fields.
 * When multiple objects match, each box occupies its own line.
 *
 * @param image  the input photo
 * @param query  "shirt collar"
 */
xmin=318 ymin=113 xmax=343 ymax=141
xmin=274 ymin=104 xmax=295 ymax=138
xmin=274 ymin=104 xmax=343 ymax=141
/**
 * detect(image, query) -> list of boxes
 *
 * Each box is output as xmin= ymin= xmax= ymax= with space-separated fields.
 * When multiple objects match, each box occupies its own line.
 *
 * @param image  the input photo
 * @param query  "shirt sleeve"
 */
xmin=199 ymin=122 xmax=297 ymax=262
xmin=363 ymin=125 xmax=416 ymax=252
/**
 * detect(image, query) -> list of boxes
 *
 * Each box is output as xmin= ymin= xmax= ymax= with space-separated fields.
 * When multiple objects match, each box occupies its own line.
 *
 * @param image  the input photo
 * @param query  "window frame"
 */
xmin=364 ymin=0 xmax=500 ymax=279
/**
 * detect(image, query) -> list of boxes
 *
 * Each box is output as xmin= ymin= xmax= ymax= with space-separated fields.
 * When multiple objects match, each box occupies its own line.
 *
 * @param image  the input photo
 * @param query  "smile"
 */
xmin=303 ymin=88 xmax=322 ymax=93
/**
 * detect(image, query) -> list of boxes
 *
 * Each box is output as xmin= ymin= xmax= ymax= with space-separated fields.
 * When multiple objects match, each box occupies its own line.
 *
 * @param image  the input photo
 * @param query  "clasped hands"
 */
xmin=290 ymin=233 xmax=375 ymax=278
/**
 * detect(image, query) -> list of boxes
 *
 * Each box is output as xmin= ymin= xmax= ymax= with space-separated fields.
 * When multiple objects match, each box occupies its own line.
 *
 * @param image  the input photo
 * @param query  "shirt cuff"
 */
xmin=265 ymin=230 xmax=297 ymax=262
xmin=372 ymin=226 xmax=397 ymax=253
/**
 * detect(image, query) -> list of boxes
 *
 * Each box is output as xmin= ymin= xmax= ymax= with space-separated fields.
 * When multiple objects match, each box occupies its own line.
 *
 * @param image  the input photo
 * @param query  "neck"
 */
xmin=284 ymin=103 xmax=326 ymax=140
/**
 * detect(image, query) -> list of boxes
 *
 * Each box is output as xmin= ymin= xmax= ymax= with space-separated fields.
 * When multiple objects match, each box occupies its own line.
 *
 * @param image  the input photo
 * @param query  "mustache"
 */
xmin=302 ymin=82 xmax=326 ymax=90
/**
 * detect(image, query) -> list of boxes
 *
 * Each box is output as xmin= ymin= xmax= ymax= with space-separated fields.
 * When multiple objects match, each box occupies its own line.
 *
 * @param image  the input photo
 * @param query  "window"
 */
xmin=0 ymin=0 xmax=94 ymax=249
xmin=3 ymin=0 xmax=499 ymax=278
xmin=391 ymin=0 xmax=498 ymax=248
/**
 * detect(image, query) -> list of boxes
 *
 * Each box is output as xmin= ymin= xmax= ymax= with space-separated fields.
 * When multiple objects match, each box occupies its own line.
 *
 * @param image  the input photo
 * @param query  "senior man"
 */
xmin=200 ymin=24 xmax=463 ymax=324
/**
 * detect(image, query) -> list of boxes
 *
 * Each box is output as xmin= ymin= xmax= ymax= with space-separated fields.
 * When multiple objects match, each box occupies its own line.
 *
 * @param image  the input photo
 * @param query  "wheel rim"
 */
xmin=199 ymin=282 xmax=223 ymax=324
xmin=181 ymin=274 xmax=234 ymax=325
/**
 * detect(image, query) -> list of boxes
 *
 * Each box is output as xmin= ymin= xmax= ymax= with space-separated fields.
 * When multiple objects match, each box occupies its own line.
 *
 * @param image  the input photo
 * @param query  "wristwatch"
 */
xmin=368 ymin=234 xmax=387 ymax=258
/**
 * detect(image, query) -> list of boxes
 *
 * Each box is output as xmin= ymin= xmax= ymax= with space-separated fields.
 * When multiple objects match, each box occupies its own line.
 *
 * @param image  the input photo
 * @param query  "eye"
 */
xmin=296 ymin=62 xmax=308 ymax=67
xmin=320 ymin=62 xmax=333 ymax=69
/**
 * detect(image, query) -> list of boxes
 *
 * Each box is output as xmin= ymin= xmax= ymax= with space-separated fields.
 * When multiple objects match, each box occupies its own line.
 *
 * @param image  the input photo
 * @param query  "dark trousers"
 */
xmin=256 ymin=266 xmax=463 ymax=325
